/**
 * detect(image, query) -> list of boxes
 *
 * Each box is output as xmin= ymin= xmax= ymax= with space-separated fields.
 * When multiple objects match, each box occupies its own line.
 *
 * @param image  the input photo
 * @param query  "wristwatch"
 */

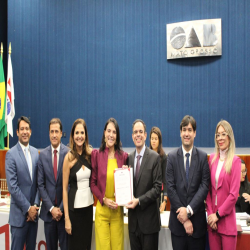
xmin=187 ymin=207 xmax=191 ymax=219
xmin=216 ymin=210 xmax=221 ymax=220
xmin=163 ymin=199 xmax=167 ymax=203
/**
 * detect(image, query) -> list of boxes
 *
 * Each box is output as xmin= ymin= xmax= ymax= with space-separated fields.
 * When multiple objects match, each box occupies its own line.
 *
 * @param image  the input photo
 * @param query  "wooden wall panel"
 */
xmin=0 ymin=150 xmax=7 ymax=179
xmin=1 ymin=151 xmax=250 ymax=210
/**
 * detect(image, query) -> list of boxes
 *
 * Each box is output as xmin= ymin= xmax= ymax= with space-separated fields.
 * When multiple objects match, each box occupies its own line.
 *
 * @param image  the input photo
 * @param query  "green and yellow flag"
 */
xmin=0 ymin=56 xmax=7 ymax=149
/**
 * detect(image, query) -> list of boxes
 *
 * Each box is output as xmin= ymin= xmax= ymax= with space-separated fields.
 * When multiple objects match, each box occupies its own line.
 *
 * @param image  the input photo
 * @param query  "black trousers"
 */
xmin=129 ymin=222 xmax=158 ymax=250
xmin=171 ymin=232 xmax=206 ymax=250
xmin=68 ymin=205 xmax=93 ymax=250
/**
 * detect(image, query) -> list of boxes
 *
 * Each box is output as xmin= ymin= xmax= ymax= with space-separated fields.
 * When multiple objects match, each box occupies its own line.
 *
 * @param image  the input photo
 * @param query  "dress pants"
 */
xmin=95 ymin=200 xmax=124 ymax=250
xmin=171 ymin=232 xmax=206 ymax=250
xmin=129 ymin=221 xmax=158 ymax=250
xmin=11 ymin=221 xmax=38 ymax=250
xmin=208 ymin=230 xmax=237 ymax=250
xmin=44 ymin=218 xmax=68 ymax=250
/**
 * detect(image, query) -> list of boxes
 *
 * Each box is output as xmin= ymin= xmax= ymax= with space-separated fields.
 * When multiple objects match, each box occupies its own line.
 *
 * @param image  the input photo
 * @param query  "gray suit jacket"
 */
xmin=128 ymin=146 xmax=162 ymax=234
xmin=38 ymin=143 xmax=69 ymax=222
xmin=166 ymin=146 xmax=210 ymax=238
xmin=5 ymin=142 xmax=40 ymax=227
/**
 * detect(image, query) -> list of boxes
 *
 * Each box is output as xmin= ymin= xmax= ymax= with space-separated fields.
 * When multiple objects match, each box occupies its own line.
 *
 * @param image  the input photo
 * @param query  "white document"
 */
xmin=114 ymin=168 xmax=133 ymax=206
xmin=237 ymin=219 xmax=247 ymax=227
xmin=236 ymin=212 xmax=250 ymax=220
xmin=241 ymin=226 xmax=250 ymax=231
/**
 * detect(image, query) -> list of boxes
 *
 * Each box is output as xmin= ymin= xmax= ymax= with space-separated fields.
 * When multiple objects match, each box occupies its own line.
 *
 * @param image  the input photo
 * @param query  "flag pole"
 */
xmin=6 ymin=43 xmax=12 ymax=149
xmin=0 ymin=43 xmax=3 ymax=60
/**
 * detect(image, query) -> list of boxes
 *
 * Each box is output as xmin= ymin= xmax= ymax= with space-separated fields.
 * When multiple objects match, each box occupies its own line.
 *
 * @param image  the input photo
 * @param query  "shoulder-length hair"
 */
xmin=99 ymin=118 xmax=122 ymax=153
xmin=149 ymin=126 xmax=165 ymax=158
xmin=212 ymin=120 xmax=235 ymax=174
xmin=69 ymin=118 xmax=91 ymax=163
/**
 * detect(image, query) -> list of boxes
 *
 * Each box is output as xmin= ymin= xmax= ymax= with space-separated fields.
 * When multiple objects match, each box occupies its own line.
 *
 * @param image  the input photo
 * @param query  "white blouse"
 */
xmin=74 ymin=167 xmax=94 ymax=208
xmin=215 ymin=160 xmax=224 ymax=206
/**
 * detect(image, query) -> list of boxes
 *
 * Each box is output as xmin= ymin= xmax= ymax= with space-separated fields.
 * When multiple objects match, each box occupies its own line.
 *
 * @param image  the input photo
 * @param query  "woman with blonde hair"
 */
xmin=206 ymin=120 xmax=241 ymax=250
xmin=149 ymin=126 xmax=168 ymax=212
xmin=63 ymin=119 xmax=93 ymax=250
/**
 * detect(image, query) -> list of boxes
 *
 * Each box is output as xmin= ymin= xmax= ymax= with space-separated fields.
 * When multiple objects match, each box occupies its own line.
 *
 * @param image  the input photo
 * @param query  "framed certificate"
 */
xmin=114 ymin=168 xmax=133 ymax=206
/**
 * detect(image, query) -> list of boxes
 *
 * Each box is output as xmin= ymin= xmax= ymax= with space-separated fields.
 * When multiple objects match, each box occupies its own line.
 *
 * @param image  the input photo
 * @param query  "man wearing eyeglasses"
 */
xmin=166 ymin=115 xmax=210 ymax=250
xmin=126 ymin=119 xmax=162 ymax=250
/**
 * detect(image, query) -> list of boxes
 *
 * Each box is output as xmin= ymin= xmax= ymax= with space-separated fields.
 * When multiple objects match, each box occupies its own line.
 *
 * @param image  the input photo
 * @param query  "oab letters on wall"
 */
xmin=166 ymin=19 xmax=222 ymax=59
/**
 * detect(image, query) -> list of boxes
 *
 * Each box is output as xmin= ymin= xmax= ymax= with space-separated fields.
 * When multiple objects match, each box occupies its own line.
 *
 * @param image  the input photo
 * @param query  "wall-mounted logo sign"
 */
xmin=166 ymin=19 xmax=221 ymax=60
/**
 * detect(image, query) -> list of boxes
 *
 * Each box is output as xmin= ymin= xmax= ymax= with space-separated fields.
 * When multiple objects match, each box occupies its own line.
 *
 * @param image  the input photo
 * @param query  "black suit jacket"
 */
xmin=128 ymin=147 xmax=162 ymax=234
xmin=166 ymin=146 xmax=210 ymax=238
xmin=236 ymin=182 xmax=250 ymax=214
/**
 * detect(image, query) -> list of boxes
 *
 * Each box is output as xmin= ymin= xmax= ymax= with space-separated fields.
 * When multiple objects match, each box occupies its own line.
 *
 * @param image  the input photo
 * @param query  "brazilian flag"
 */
xmin=0 ymin=56 xmax=7 ymax=149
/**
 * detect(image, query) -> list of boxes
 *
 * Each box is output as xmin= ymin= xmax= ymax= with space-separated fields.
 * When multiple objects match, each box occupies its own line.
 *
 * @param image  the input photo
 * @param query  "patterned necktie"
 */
xmin=186 ymin=153 xmax=190 ymax=184
xmin=136 ymin=155 xmax=141 ymax=181
xmin=53 ymin=149 xmax=58 ymax=181
xmin=25 ymin=147 xmax=32 ymax=180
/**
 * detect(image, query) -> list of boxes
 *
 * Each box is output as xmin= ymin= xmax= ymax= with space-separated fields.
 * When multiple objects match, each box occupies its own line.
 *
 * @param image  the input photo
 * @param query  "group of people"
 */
xmin=4 ymin=115 xmax=249 ymax=250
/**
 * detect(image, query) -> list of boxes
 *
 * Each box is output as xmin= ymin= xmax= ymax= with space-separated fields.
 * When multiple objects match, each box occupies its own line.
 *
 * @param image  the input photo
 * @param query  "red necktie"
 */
xmin=53 ymin=149 xmax=57 ymax=181
xmin=53 ymin=149 xmax=57 ymax=205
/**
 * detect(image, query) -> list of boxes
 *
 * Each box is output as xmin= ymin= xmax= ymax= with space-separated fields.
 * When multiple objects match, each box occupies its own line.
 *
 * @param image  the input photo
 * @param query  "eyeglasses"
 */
xmin=215 ymin=132 xmax=228 ymax=140
xmin=241 ymin=170 xmax=247 ymax=175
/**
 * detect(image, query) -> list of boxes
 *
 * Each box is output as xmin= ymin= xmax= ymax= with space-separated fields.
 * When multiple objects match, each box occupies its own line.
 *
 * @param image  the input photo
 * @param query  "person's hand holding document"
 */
xmin=114 ymin=166 xmax=133 ymax=206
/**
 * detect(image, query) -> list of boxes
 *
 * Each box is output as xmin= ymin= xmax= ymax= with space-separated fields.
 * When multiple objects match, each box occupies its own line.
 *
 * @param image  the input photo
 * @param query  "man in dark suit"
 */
xmin=38 ymin=118 xmax=69 ymax=250
xmin=5 ymin=116 xmax=40 ymax=250
xmin=126 ymin=119 xmax=162 ymax=250
xmin=166 ymin=115 xmax=210 ymax=250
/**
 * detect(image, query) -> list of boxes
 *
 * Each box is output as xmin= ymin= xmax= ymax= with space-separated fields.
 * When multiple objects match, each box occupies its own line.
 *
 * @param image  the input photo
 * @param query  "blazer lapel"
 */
xmin=137 ymin=147 xmax=149 ymax=184
xmin=211 ymin=157 xmax=220 ymax=190
xmin=17 ymin=143 xmax=32 ymax=182
xmin=216 ymin=161 xmax=226 ymax=190
xmin=130 ymin=151 xmax=136 ymax=189
xmin=188 ymin=147 xmax=198 ymax=189
xmin=57 ymin=144 xmax=64 ymax=182
xmin=177 ymin=147 xmax=188 ymax=190
xmin=47 ymin=146 xmax=55 ymax=182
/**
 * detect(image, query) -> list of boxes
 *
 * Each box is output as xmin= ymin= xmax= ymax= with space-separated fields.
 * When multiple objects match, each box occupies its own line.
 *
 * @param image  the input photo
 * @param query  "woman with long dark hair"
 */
xmin=149 ymin=126 xmax=168 ymax=212
xmin=235 ymin=159 xmax=250 ymax=214
xmin=63 ymin=119 xmax=93 ymax=250
xmin=91 ymin=118 xmax=128 ymax=250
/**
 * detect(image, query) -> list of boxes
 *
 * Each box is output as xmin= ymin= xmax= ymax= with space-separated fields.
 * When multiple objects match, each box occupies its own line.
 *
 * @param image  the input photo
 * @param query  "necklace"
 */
xmin=108 ymin=151 xmax=115 ymax=159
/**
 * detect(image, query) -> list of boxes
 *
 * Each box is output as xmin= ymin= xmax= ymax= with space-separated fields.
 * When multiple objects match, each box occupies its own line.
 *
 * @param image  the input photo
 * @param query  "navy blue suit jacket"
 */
xmin=166 ymin=146 xmax=210 ymax=238
xmin=5 ymin=142 xmax=40 ymax=227
xmin=37 ymin=143 xmax=69 ymax=222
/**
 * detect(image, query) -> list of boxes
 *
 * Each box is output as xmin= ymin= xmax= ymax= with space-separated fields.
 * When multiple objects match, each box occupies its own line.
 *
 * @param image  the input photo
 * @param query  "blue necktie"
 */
xmin=25 ymin=147 xmax=32 ymax=180
xmin=185 ymin=153 xmax=190 ymax=184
